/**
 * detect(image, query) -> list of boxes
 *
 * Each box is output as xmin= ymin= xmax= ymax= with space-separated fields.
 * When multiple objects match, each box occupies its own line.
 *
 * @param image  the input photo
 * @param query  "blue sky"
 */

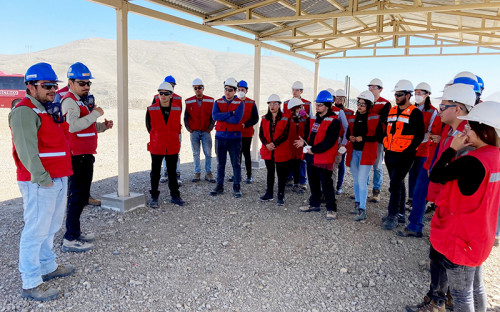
xmin=1 ymin=0 xmax=498 ymax=99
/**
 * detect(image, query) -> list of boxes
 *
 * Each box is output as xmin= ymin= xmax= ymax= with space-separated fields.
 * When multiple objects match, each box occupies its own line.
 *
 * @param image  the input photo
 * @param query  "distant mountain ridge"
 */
xmin=0 ymin=38 xmax=359 ymax=108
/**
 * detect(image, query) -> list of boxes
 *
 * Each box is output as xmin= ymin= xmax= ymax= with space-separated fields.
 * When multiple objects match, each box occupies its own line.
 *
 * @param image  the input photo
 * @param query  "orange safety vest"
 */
xmin=345 ymin=113 xmax=380 ymax=167
xmin=259 ymin=115 xmax=290 ymax=162
xmin=147 ymin=99 xmax=182 ymax=155
xmin=185 ymin=95 xmax=214 ymax=132
xmin=240 ymin=98 xmax=256 ymax=138
xmin=383 ymin=105 xmax=418 ymax=152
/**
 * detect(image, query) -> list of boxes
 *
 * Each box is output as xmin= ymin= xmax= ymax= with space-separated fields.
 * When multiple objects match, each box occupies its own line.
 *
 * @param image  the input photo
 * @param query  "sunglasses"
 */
xmin=439 ymin=104 xmax=458 ymax=111
xmin=34 ymin=83 xmax=58 ymax=90
xmin=357 ymin=101 xmax=367 ymax=107
xmin=193 ymin=86 xmax=204 ymax=90
xmin=75 ymin=81 xmax=92 ymax=87
xmin=394 ymin=92 xmax=406 ymax=97
xmin=224 ymin=88 xmax=235 ymax=92
xmin=159 ymin=91 xmax=173 ymax=96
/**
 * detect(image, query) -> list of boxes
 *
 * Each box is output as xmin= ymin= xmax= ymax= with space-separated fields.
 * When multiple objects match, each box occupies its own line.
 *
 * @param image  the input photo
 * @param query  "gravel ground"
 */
xmin=1 ymin=108 xmax=499 ymax=311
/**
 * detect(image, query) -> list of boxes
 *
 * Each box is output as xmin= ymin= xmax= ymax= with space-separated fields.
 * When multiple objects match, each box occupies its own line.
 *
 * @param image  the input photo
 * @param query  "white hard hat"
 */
xmin=393 ymin=79 xmax=414 ymax=92
xmin=287 ymin=98 xmax=303 ymax=110
xmin=326 ymin=88 xmax=336 ymax=97
xmin=224 ymin=77 xmax=238 ymax=88
xmin=415 ymin=82 xmax=432 ymax=94
xmin=192 ymin=78 xmax=204 ymax=86
xmin=267 ymin=94 xmax=281 ymax=103
xmin=454 ymin=71 xmax=478 ymax=82
xmin=335 ymin=89 xmax=346 ymax=97
xmin=292 ymin=81 xmax=304 ymax=90
xmin=458 ymin=101 xmax=500 ymax=136
xmin=438 ymin=83 xmax=476 ymax=111
xmin=158 ymin=82 xmax=174 ymax=92
xmin=442 ymin=80 xmax=454 ymax=92
xmin=358 ymin=90 xmax=375 ymax=103
xmin=368 ymin=78 xmax=383 ymax=88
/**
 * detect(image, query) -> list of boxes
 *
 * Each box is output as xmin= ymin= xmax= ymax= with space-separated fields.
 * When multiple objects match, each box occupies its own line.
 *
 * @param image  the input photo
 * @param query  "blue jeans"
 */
xmin=350 ymin=150 xmax=372 ymax=210
xmin=408 ymin=156 xmax=425 ymax=199
xmin=18 ymin=177 xmax=68 ymax=289
xmin=337 ymin=153 xmax=346 ymax=190
xmin=370 ymin=143 xmax=384 ymax=191
xmin=496 ymin=204 xmax=500 ymax=237
xmin=444 ymin=258 xmax=486 ymax=312
xmin=299 ymin=160 xmax=307 ymax=184
xmin=190 ymin=130 xmax=212 ymax=174
xmin=215 ymin=138 xmax=242 ymax=187
xmin=408 ymin=157 xmax=429 ymax=233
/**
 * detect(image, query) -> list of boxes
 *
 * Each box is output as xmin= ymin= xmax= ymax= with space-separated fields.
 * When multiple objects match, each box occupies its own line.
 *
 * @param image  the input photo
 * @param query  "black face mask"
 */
xmin=81 ymin=94 xmax=95 ymax=111
xmin=335 ymin=103 xmax=343 ymax=108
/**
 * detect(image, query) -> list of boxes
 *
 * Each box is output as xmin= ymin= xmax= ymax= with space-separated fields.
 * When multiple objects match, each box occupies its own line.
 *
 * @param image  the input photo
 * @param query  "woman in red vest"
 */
xmin=345 ymin=91 xmax=382 ymax=221
xmin=146 ymin=82 xmax=184 ymax=208
xmin=287 ymin=97 xmax=308 ymax=193
xmin=429 ymin=101 xmax=500 ymax=311
xmin=259 ymin=94 xmax=291 ymax=206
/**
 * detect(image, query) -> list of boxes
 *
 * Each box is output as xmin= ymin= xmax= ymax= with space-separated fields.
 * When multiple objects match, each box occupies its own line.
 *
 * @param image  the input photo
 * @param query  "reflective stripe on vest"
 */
xmin=383 ymin=105 xmax=417 ymax=152
xmin=39 ymin=152 xmax=67 ymax=157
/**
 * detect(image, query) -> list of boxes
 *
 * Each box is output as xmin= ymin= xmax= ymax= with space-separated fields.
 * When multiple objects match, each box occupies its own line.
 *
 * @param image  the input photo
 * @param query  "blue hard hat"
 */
xmin=316 ymin=90 xmax=334 ymax=103
xmin=67 ymin=62 xmax=94 ymax=80
xmin=476 ymin=75 xmax=484 ymax=90
xmin=453 ymin=77 xmax=481 ymax=94
xmin=238 ymin=80 xmax=248 ymax=88
xmin=24 ymin=62 xmax=59 ymax=83
xmin=164 ymin=75 xmax=176 ymax=85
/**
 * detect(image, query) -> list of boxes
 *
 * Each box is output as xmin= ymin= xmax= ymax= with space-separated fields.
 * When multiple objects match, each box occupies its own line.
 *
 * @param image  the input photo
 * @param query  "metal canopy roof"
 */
xmin=141 ymin=0 xmax=500 ymax=59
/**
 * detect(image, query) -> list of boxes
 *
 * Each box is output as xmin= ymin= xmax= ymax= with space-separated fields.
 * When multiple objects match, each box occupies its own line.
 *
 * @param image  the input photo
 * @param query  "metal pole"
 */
xmin=251 ymin=43 xmax=261 ymax=165
xmin=313 ymin=58 xmax=320 ymax=98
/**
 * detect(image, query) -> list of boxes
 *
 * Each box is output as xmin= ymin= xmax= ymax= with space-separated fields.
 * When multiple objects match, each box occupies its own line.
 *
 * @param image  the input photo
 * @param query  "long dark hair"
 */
xmin=264 ymin=107 xmax=283 ymax=120
xmin=469 ymin=121 xmax=499 ymax=147
xmin=424 ymin=95 xmax=432 ymax=111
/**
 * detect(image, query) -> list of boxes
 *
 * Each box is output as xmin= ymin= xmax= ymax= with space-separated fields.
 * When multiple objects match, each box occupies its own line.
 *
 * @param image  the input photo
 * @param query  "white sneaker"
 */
xmin=78 ymin=233 xmax=95 ymax=242
xmin=61 ymin=239 xmax=94 ymax=253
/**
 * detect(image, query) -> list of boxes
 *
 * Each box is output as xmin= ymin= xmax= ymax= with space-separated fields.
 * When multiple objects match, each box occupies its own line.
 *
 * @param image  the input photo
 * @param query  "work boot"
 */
xmin=397 ymin=227 xmax=423 ymax=238
xmin=192 ymin=173 xmax=201 ymax=182
xmin=176 ymin=173 xmax=182 ymax=186
xmin=260 ymin=193 xmax=274 ymax=201
xmin=61 ymin=239 xmax=94 ymax=253
xmin=277 ymin=197 xmax=285 ymax=206
xmin=78 ymin=233 xmax=95 ymax=242
xmin=354 ymin=209 xmax=367 ymax=221
xmin=381 ymin=215 xmax=398 ymax=230
xmin=160 ymin=171 xmax=168 ymax=183
xmin=233 ymin=184 xmax=242 ymax=198
xmin=405 ymin=297 xmax=445 ymax=312
xmin=88 ymin=196 xmax=101 ymax=206
xmin=445 ymin=290 xmax=454 ymax=311
xmin=228 ymin=176 xmax=234 ymax=182
xmin=42 ymin=264 xmax=75 ymax=282
xmin=170 ymin=197 xmax=185 ymax=206
xmin=406 ymin=198 xmax=413 ymax=211
xmin=397 ymin=213 xmax=406 ymax=224
xmin=326 ymin=211 xmax=337 ymax=220
xmin=350 ymin=202 xmax=360 ymax=214
xmin=210 ymin=184 xmax=224 ymax=196
xmin=369 ymin=188 xmax=381 ymax=203
xmin=246 ymin=176 xmax=253 ymax=184
xmin=21 ymin=283 xmax=59 ymax=302
xmin=299 ymin=206 xmax=320 ymax=212
xmin=205 ymin=172 xmax=216 ymax=183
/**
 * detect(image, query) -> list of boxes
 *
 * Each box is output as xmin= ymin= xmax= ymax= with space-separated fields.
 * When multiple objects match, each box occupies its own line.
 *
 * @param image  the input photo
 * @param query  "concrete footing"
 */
xmin=101 ymin=192 xmax=145 ymax=213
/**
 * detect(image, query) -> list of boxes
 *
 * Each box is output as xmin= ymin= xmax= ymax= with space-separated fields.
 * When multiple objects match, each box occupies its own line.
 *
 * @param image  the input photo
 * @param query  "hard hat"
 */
xmin=164 ymin=75 xmax=176 ymax=85
xmin=267 ymin=94 xmax=281 ymax=103
xmin=454 ymin=71 xmax=478 ymax=82
xmin=335 ymin=89 xmax=346 ymax=97
xmin=368 ymin=78 xmax=383 ymax=88
xmin=158 ymin=82 xmax=174 ymax=92
xmin=24 ymin=62 xmax=60 ymax=83
xmin=393 ymin=79 xmax=414 ymax=92
xmin=238 ymin=80 xmax=248 ymax=89
xmin=192 ymin=78 xmax=204 ymax=86
xmin=458 ymin=101 xmax=500 ymax=136
xmin=453 ymin=71 xmax=480 ymax=94
xmin=292 ymin=81 xmax=304 ymax=90
xmin=442 ymin=80 xmax=454 ymax=92
xmin=358 ymin=90 xmax=375 ymax=103
xmin=415 ymin=82 xmax=432 ymax=94
xmin=438 ymin=83 xmax=476 ymax=110
xmin=476 ymin=75 xmax=484 ymax=90
xmin=67 ymin=62 xmax=94 ymax=80
xmin=287 ymin=98 xmax=303 ymax=110
xmin=316 ymin=90 xmax=334 ymax=103
xmin=326 ymin=88 xmax=336 ymax=97
xmin=224 ymin=77 xmax=238 ymax=88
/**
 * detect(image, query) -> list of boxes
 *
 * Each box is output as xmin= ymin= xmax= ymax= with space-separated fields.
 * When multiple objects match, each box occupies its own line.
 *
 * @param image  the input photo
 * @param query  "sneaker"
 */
xmin=299 ymin=206 xmax=320 ymax=212
xmin=405 ymin=298 xmax=445 ymax=312
xmin=350 ymin=195 xmax=355 ymax=200
xmin=299 ymin=183 xmax=307 ymax=191
xmin=286 ymin=177 xmax=293 ymax=187
xmin=405 ymin=198 xmax=413 ymax=211
xmin=233 ymin=186 xmax=242 ymax=198
xmin=205 ymin=172 xmax=216 ymax=183
xmin=176 ymin=173 xmax=182 ymax=186
xmin=260 ymin=193 xmax=274 ymax=201
xmin=149 ymin=197 xmax=159 ymax=209
xmin=381 ymin=215 xmax=398 ymax=231
xmin=369 ymin=189 xmax=380 ymax=203
xmin=210 ymin=184 xmax=224 ymax=196
xmin=246 ymin=176 xmax=253 ymax=184
xmin=397 ymin=213 xmax=406 ymax=224
xmin=192 ymin=173 xmax=201 ymax=182
xmin=354 ymin=209 xmax=367 ymax=221
xmin=336 ymin=188 xmax=343 ymax=195
xmin=160 ymin=173 xmax=168 ymax=183
xmin=277 ymin=197 xmax=285 ymax=206
xmin=88 ymin=196 xmax=101 ymax=206
xmin=397 ymin=227 xmax=423 ymax=238
xmin=350 ymin=202 xmax=360 ymax=214
xmin=425 ymin=202 xmax=436 ymax=214
xmin=292 ymin=184 xmax=305 ymax=194
xmin=78 ymin=233 xmax=95 ymax=242
xmin=228 ymin=176 xmax=234 ymax=182
xmin=42 ymin=264 xmax=75 ymax=282
xmin=61 ymin=239 xmax=93 ymax=253
xmin=326 ymin=211 xmax=337 ymax=220
xmin=21 ymin=283 xmax=59 ymax=302
xmin=170 ymin=197 xmax=185 ymax=206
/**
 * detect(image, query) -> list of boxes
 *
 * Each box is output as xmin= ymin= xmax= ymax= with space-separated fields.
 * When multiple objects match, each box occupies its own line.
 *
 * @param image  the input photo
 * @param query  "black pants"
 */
xmin=307 ymin=163 xmax=337 ymax=211
xmin=384 ymin=150 xmax=415 ymax=217
xmin=290 ymin=159 xmax=302 ymax=185
xmin=64 ymin=154 xmax=94 ymax=241
xmin=241 ymin=137 xmax=253 ymax=179
xmin=428 ymin=246 xmax=449 ymax=306
xmin=151 ymin=154 xmax=180 ymax=199
xmin=264 ymin=159 xmax=289 ymax=199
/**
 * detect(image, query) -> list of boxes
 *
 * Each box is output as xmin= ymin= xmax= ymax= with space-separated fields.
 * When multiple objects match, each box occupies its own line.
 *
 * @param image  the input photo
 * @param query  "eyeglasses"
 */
xmin=34 ymin=83 xmax=58 ymax=90
xmin=159 ymin=91 xmax=172 ymax=96
xmin=439 ymin=104 xmax=458 ymax=112
xmin=268 ymin=102 xmax=280 ymax=106
xmin=193 ymin=86 xmax=203 ymax=90
xmin=394 ymin=92 xmax=406 ymax=97
xmin=224 ymin=88 xmax=235 ymax=92
xmin=75 ymin=81 xmax=92 ymax=87
xmin=357 ymin=101 xmax=367 ymax=107
xmin=368 ymin=85 xmax=379 ymax=90
xmin=315 ymin=103 xmax=325 ymax=107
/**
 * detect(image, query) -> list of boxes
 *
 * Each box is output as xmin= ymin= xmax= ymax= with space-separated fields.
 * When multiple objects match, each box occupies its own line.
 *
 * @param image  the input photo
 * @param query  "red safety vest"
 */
xmin=147 ymin=99 xmax=182 ymax=155
xmin=371 ymin=96 xmax=389 ymax=115
xmin=11 ymin=98 xmax=73 ymax=181
xmin=185 ymin=95 xmax=214 ymax=132
xmin=308 ymin=115 xmax=338 ymax=165
xmin=288 ymin=115 xmax=307 ymax=160
xmin=62 ymin=92 xmax=98 ymax=155
xmin=214 ymin=97 xmax=243 ymax=133
xmin=430 ymin=145 xmax=500 ymax=267
xmin=383 ymin=105 xmax=418 ymax=152
xmin=423 ymin=116 xmax=444 ymax=170
xmin=259 ymin=115 xmax=290 ymax=162
xmin=241 ymin=98 xmax=256 ymax=138
xmin=343 ymin=108 xmax=355 ymax=117
xmin=416 ymin=105 xmax=439 ymax=157
xmin=345 ymin=113 xmax=380 ymax=167
xmin=283 ymin=98 xmax=311 ymax=116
